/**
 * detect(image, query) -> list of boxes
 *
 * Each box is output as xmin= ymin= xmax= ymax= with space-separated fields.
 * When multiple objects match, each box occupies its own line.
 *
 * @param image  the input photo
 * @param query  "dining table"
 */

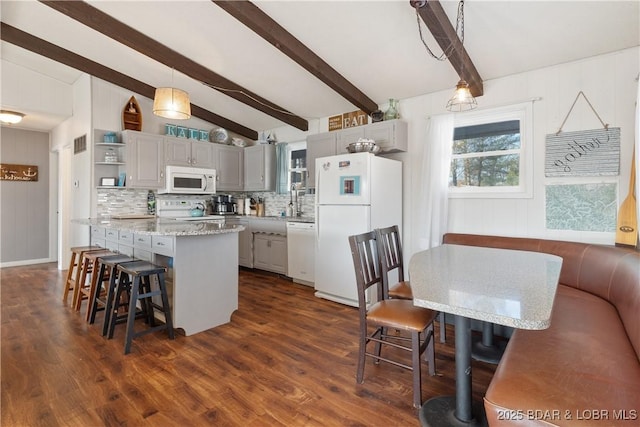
xmin=408 ymin=244 xmax=562 ymax=426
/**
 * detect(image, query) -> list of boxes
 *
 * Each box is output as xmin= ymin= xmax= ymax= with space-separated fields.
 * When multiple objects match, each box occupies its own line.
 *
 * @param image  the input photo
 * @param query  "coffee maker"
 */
xmin=212 ymin=195 xmax=237 ymax=215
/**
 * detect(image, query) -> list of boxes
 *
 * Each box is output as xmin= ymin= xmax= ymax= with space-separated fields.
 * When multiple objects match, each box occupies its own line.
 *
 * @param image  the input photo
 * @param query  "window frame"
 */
xmin=448 ymin=102 xmax=533 ymax=199
xmin=286 ymin=140 xmax=307 ymax=191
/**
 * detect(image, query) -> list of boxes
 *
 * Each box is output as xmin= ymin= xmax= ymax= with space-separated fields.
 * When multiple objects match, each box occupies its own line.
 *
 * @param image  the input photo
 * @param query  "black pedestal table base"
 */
xmin=419 ymin=396 xmax=487 ymax=427
xmin=419 ymin=315 xmax=488 ymax=426
xmin=471 ymin=321 xmax=506 ymax=364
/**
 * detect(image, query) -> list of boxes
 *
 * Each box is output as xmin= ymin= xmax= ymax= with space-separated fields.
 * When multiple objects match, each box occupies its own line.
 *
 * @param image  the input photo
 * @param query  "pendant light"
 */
xmin=153 ymin=68 xmax=191 ymax=120
xmin=446 ymin=79 xmax=477 ymax=112
xmin=0 ymin=110 xmax=25 ymax=124
xmin=413 ymin=0 xmax=479 ymax=111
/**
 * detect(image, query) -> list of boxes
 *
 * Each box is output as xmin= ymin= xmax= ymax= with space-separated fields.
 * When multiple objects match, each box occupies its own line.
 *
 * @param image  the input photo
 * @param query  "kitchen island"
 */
xmin=75 ymin=218 xmax=245 ymax=336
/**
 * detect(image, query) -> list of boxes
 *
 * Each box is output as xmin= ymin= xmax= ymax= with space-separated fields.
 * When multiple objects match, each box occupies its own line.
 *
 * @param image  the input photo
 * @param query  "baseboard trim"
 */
xmin=0 ymin=258 xmax=56 ymax=268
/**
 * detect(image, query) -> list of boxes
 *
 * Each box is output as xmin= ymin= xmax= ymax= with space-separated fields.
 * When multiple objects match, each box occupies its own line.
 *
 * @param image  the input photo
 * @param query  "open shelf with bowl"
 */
xmin=94 ymin=129 xmax=126 ymax=188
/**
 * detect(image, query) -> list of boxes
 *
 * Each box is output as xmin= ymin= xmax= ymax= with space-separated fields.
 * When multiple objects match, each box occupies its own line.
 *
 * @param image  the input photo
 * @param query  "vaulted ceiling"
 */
xmin=1 ymin=1 xmax=639 ymax=135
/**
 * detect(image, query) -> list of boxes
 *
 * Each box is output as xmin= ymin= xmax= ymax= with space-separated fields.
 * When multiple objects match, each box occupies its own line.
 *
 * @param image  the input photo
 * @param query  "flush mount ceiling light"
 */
xmin=0 ymin=110 xmax=25 ymax=124
xmin=153 ymin=68 xmax=191 ymax=120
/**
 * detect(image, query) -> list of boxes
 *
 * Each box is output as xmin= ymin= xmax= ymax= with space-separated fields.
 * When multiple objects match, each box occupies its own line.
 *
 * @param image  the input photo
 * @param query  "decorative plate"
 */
xmin=212 ymin=128 xmax=229 ymax=144
xmin=231 ymin=138 xmax=246 ymax=147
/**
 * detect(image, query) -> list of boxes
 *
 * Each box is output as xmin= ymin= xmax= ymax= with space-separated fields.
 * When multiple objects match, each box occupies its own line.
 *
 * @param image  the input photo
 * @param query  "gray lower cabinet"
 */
xmin=253 ymin=232 xmax=287 ymax=274
xmin=226 ymin=218 xmax=252 ymax=268
xmin=90 ymin=225 xmax=171 ymax=260
xmin=233 ymin=218 xmax=287 ymax=274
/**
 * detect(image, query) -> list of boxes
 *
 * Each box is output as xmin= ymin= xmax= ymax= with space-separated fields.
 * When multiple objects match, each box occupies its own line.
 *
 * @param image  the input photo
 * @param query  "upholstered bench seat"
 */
xmin=442 ymin=233 xmax=640 ymax=427
xmin=484 ymin=285 xmax=640 ymax=424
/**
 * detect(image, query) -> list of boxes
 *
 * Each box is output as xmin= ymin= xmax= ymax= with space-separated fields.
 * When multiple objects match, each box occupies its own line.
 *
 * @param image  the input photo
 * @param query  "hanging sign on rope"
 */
xmin=545 ymin=91 xmax=620 ymax=177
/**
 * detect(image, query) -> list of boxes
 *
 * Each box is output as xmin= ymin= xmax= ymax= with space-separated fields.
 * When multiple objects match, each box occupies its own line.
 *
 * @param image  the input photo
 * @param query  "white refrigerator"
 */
xmin=314 ymin=152 xmax=402 ymax=307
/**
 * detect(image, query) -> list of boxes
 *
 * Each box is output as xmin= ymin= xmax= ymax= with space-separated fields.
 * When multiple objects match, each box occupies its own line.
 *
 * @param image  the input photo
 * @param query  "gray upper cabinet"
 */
xmin=123 ymin=131 xmax=165 ymax=189
xmin=307 ymin=132 xmax=336 ymax=188
xmin=166 ymin=137 xmax=214 ymax=168
xmin=364 ymin=119 xmax=408 ymax=153
xmin=213 ymin=144 xmax=244 ymax=192
xmin=191 ymin=141 xmax=215 ymax=168
xmin=306 ymin=120 xmax=408 ymax=187
xmin=244 ymin=144 xmax=276 ymax=191
xmin=337 ymin=126 xmax=365 ymax=148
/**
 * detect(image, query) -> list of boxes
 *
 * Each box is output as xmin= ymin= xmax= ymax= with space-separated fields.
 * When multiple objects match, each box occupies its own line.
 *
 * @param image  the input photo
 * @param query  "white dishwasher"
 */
xmin=286 ymin=221 xmax=316 ymax=286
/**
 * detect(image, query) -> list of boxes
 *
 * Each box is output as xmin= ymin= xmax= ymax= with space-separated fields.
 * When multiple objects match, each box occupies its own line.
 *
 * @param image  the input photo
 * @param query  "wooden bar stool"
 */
xmin=98 ymin=255 xmax=138 ymax=337
xmin=73 ymin=249 xmax=115 ymax=313
xmin=87 ymin=254 xmax=136 ymax=324
xmin=63 ymin=246 xmax=102 ymax=305
xmin=110 ymin=261 xmax=174 ymax=354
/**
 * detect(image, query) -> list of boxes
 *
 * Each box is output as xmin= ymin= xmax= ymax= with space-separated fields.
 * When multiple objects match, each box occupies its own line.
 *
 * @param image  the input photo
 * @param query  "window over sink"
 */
xmin=277 ymin=141 xmax=307 ymax=194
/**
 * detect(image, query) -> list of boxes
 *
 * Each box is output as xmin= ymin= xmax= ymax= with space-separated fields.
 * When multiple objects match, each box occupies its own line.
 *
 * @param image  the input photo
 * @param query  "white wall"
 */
xmin=0 ymin=127 xmax=51 ymax=266
xmin=0 ymin=59 xmax=73 ymax=121
xmin=442 ymin=48 xmax=638 ymax=249
xmin=51 ymin=74 xmax=93 ymax=267
xmin=267 ymin=47 xmax=639 ymax=256
xmin=1 ymin=59 xmax=74 ymax=267
xmin=91 ymin=78 xmax=242 ymax=137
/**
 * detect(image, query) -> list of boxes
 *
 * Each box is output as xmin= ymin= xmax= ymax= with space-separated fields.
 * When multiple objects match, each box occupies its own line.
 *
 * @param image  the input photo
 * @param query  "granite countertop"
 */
xmin=226 ymin=215 xmax=315 ymax=223
xmin=409 ymin=244 xmax=563 ymax=330
xmin=74 ymin=218 xmax=245 ymax=237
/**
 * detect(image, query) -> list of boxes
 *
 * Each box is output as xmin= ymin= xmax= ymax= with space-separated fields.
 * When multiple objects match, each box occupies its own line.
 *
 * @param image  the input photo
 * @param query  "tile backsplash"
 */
xmin=240 ymin=190 xmax=315 ymax=218
xmin=96 ymin=188 xmax=315 ymax=220
xmin=97 ymin=188 xmax=149 ymax=218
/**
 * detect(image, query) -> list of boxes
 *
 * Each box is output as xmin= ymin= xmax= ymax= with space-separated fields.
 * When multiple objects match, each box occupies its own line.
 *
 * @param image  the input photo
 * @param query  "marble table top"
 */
xmin=74 ymin=218 xmax=245 ymax=237
xmin=408 ymin=244 xmax=563 ymax=330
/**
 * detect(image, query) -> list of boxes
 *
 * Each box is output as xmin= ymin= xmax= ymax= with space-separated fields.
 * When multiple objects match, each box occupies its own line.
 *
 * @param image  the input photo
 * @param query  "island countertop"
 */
xmin=73 ymin=218 xmax=245 ymax=237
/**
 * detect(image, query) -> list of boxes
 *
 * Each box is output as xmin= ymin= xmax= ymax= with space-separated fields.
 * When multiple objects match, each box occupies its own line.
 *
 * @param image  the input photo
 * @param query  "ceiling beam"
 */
xmin=410 ymin=0 xmax=483 ymax=97
xmin=0 ymin=22 xmax=258 ymax=140
xmin=213 ymin=0 xmax=379 ymax=115
xmin=39 ymin=0 xmax=309 ymax=131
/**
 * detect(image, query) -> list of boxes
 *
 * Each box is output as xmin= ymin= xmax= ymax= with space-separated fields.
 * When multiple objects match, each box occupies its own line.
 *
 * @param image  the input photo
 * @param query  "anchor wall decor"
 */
xmin=0 ymin=163 xmax=39 ymax=181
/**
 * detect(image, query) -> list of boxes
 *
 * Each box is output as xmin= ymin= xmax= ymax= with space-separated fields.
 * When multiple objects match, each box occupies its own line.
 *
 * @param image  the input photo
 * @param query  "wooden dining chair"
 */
xmin=348 ymin=231 xmax=437 ymax=408
xmin=375 ymin=225 xmax=447 ymax=343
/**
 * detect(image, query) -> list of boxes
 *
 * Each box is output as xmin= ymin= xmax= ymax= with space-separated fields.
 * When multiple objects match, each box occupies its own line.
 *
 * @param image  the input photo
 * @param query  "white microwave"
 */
xmin=160 ymin=165 xmax=217 ymax=194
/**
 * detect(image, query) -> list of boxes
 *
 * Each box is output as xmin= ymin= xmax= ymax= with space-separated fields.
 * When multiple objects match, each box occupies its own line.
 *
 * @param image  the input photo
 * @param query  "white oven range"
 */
xmin=156 ymin=196 xmax=225 ymax=224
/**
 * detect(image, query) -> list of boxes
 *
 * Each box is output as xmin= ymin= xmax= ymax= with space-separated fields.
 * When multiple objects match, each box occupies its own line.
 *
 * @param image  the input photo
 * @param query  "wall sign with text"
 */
xmin=328 ymin=110 xmax=368 ymax=131
xmin=0 ymin=163 xmax=39 ymax=181
xmin=545 ymin=127 xmax=620 ymax=177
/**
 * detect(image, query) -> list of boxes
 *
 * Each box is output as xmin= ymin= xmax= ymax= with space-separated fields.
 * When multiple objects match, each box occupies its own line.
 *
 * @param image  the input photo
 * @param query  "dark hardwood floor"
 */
xmin=1 ymin=263 xmax=496 ymax=426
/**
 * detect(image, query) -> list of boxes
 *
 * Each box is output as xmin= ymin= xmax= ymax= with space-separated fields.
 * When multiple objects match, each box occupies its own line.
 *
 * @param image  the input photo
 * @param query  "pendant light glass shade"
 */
xmin=153 ymin=87 xmax=191 ymax=120
xmin=0 ymin=110 xmax=25 ymax=124
xmin=446 ymin=79 xmax=477 ymax=112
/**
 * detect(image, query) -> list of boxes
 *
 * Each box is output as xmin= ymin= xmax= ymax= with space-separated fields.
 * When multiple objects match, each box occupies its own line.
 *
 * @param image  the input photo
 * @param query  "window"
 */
xmin=287 ymin=141 xmax=307 ymax=191
xmin=448 ymin=103 xmax=533 ymax=198
xmin=276 ymin=141 xmax=307 ymax=194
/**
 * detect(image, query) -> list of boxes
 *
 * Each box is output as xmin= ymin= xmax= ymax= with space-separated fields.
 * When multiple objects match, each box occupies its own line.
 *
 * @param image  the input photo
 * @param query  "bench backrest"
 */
xmin=442 ymin=233 xmax=640 ymax=358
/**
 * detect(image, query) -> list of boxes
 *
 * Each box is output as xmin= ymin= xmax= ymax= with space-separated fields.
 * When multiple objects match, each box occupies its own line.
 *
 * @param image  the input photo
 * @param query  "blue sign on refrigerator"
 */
xmin=340 ymin=176 xmax=360 ymax=195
